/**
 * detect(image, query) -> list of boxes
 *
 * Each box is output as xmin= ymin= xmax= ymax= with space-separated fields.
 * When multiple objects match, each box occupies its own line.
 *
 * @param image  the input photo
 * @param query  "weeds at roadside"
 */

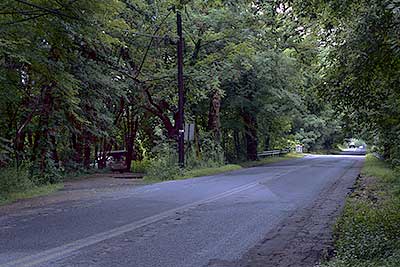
xmin=0 ymin=165 xmax=63 ymax=205
xmin=144 ymin=150 xmax=303 ymax=182
xmin=322 ymin=155 xmax=400 ymax=267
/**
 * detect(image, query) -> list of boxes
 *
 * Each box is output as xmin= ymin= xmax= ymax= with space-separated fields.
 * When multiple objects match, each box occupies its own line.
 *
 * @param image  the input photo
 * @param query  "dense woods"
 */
xmin=0 ymin=0 xmax=398 ymax=191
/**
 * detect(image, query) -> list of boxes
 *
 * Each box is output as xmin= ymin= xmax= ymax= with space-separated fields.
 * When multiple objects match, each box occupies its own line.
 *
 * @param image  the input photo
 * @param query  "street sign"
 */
xmin=184 ymin=123 xmax=195 ymax=141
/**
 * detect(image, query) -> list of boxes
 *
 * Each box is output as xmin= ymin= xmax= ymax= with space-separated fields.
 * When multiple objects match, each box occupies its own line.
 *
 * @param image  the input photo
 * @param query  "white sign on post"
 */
xmin=184 ymin=124 xmax=195 ymax=141
xmin=295 ymin=144 xmax=303 ymax=153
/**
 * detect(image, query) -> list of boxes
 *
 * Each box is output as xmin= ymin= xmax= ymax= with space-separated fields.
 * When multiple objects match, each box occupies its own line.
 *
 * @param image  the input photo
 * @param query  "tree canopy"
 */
xmin=0 ymin=0 xmax=397 ymax=186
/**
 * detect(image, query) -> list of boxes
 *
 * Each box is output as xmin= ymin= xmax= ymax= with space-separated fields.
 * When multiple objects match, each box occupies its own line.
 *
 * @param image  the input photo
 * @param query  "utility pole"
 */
xmin=177 ymin=9 xmax=185 ymax=167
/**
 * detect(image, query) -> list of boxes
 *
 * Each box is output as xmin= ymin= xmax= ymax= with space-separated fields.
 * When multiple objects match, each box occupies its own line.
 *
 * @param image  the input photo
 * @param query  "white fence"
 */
xmin=257 ymin=149 xmax=290 ymax=158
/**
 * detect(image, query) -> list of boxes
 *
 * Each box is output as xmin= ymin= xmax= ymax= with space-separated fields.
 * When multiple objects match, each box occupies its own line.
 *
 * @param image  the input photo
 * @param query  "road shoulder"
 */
xmin=210 ymin=157 xmax=362 ymax=267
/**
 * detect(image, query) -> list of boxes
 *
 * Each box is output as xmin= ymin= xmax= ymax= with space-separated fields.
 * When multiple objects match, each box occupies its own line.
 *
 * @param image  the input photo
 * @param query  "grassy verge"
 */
xmin=238 ymin=152 xmax=303 ymax=168
xmin=0 ymin=153 xmax=303 ymax=204
xmin=0 ymin=165 xmax=105 ymax=206
xmin=0 ymin=183 xmax=63 ymax=206
xmin=180 ymin=164 xmax=242 ymax=179
xmin=322 ymin=154 xmax=400 ymax=267
xmin=308 ymin=149 xmax=341 ymax=155
xmin=144 ymin=152 xmax=303 ymax=182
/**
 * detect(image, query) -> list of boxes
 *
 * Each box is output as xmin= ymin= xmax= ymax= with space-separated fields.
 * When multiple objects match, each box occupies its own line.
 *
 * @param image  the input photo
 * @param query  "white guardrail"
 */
xmin=257 ymin=149 xmax=290 ymax=157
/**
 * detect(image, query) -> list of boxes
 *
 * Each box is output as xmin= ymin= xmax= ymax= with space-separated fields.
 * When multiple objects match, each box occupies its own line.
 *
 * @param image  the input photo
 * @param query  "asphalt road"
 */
xmin=0 ymin=155 xmax=364 ymax=267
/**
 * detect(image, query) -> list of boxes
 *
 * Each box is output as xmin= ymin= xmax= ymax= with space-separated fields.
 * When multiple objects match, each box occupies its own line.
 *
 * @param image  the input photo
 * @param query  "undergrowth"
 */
xmin=0 ymin=165 xmax=62 ymax=205
xmin=144 ymin=143 xmax=303 ymax=182
xmin=323 ymin=154 xmax=400 ymax=267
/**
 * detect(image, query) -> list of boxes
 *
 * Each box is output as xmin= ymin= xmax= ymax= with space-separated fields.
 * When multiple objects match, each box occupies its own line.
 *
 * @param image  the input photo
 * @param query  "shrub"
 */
xmin=323 ymin=155 xmax=400 ymax=267
xmin=334 ymin=200 xmax=400 ymax=264
xmin=30 ymin=157 xmax=63 ymax=185
xmin=185 ymin=138 xmax=225 ymax=170
xmin=145 ymin=142 xmax=181 ymax=180
xmin=145 ymin=137 xmax=225 ymax=181
xmin=131 ymin=158 xmax=151 ymax=173
xmin=0 ymin=165 xmax=34 ymax=201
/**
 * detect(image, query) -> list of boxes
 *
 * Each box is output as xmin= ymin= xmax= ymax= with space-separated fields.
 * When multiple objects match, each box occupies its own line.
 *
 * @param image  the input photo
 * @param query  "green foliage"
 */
xmin=0 ymin=0 xmax=355 ymax=194
xmin=145 ymin=142 xmax=182 ymax=181
xmin=180 ymin=164 xmax=242 ymax=179
xmin=323 ymin=155 xmax=400 ymax=267
xmin=0 ymin=165 xmax=33 ymax=201
xmin=0 ymin=183 xmax=62 ymax=206
xmin=311 ymin=0 xmax=400 ymax=164
xmin=185 ymin=137 xmax=225 ymax=170
xmin=0 ymin=137 xmax=13 ymax=166
xmin=238 ymin=153 xmax=304 ymax=168
xmin=131 ymin=159 xmax=151 ymax=174
xmin=332 ymin=200 xmax=400 ymax=265
xmin=294 ymin=111 xmax=343 ymax=151
xmin=145 ymin=137 xmax=226 ymax=181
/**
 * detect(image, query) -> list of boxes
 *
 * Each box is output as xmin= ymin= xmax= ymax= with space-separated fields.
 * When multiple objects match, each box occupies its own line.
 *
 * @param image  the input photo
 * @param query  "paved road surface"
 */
xmin=0 ymin=155 xmax=363 ymax=267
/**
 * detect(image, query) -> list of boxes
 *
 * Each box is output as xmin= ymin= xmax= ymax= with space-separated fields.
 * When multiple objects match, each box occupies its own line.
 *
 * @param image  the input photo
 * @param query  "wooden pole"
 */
xmin=177 ymin=10 xmax=185 ymax=167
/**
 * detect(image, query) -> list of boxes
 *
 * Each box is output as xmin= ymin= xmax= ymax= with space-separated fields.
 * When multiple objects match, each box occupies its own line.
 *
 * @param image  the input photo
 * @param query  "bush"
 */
xmin=145 ymin=142 xmax=181 ymax=180
xmin=145 ymin=137 xmax=225 ymax=181
xmin=0 ymin=165 xmax=34 ymax=201
xmin=333 ymin=200 xmax=400 ymax=265
xmin=323 ymin=155 xmax=400 ymax=267
xmin=185 ymin=137 xmax=225 ymax=170
xmin=131 ymin=159 xmax=151 ymax=173
xmin=30 ymin=157 xmax=63 ymax=185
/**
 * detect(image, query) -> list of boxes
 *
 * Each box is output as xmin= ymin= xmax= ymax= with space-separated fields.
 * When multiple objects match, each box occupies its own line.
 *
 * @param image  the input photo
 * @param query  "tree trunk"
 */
xmin=383 ymin=142 xmax=391 ymax=160
xmin=242 ymin=111 xmax=258 ymax=161
xmin=125 ymin=116 xmax=139 ymax=172
xmin=264 ymin=135 xmax=270 ymax=150
xmin=233 ymin=130 xmax=241 ymax=160
xmin=83 ymin=132 xmax=91 ymax=168
xmin=207 ymin=90 xmax=221 ymax=142
xmin=50 ymin=134 xmax=59 ymax=167
xmin=98 ymin=138 xmax=111 ymax=169
xmin=15 ymin=131 xmax=25 ymax=166
xmin=72 ymin=132 xmax=83 ymax=166
xmin=37 ymin=83 xmax=54 ymax=172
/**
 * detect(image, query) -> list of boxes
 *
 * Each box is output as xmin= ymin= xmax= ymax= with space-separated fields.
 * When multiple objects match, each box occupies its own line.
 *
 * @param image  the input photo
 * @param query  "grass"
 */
xmin=0 ymin=164 xmax=102 ymax=206
xmin=0 ymin=153 xmax=303 ymax=204
xmin=180 ymin=164 xmax=242 ymax=179
xmin=308 ymin=149 xmax=341 ymax=155
xmin=362 ymin=156 xmax=398 ymax=184
xmin=0 ymin=183 xmax=63 ymax=206
xmin=238 ymin=152 xmax=303 ymax=168
xmin=322 ymin=154 xmax=400 ymax=267
xmin=144 ymin=152 xmax=303 ymax=182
